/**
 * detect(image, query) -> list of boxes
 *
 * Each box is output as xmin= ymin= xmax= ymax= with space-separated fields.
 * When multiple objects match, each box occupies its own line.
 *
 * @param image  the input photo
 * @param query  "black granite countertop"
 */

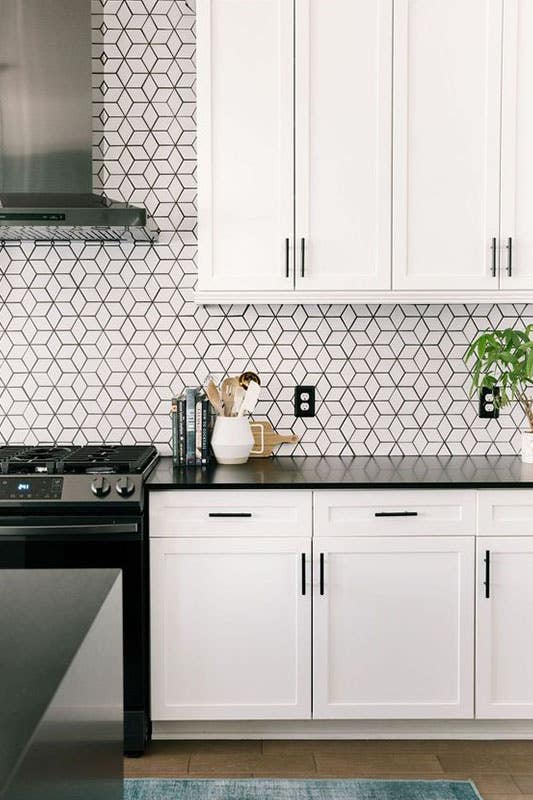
xmin=146 ymin=455 xmax=533 ymax=490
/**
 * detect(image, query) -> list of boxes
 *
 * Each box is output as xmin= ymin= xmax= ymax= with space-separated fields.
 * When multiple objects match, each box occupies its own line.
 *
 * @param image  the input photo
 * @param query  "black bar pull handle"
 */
xmin=301 ymin=553 xmax=306 ymax=596
xmin=491 ymin=237 xmax=497 ymax=277
xmin=374 ymin=511 xmax=419 ymax=518
xmin=506 ymin=236 xmax=513 ymax=277
xmin=300 ymin=237 xmax=305 ymax=278
xmin=484 ymin=550 xmax=491 ymax=599
xmin=285 ymin=237 xmax=290 ymax=278
xmin=319 ymin=552 xmax=325 ymax=596
xmin=209 ymin=512 xmax=252 ymax=518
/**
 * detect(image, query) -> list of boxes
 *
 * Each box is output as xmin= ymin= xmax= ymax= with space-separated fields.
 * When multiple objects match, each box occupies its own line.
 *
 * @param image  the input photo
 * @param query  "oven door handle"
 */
xmin=0 ymin=523 xmax=139 ymax=538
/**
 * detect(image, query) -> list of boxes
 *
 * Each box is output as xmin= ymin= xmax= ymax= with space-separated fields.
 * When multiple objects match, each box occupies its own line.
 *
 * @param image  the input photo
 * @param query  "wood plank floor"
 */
xmin=125 ymin=740 xmax=533 ymax=798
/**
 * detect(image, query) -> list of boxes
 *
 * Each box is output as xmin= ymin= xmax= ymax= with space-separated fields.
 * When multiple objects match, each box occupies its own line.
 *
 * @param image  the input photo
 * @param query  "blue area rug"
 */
xmin=124 ymin=779 xmax=482 ymax=800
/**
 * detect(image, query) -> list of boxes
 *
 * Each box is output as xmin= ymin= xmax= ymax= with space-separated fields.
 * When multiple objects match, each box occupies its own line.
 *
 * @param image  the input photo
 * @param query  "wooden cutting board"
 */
xmin=250 ymin=420 xmax=299 ymax=458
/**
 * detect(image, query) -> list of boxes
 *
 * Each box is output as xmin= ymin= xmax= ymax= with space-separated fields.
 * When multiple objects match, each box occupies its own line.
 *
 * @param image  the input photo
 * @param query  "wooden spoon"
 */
xmin=238 ymin=371 xmax=261 ymax=389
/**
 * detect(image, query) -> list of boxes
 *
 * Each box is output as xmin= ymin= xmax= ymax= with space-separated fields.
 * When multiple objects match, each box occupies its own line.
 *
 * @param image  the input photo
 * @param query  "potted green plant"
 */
xmin=465 ymin=325 xmax=533 ymax=462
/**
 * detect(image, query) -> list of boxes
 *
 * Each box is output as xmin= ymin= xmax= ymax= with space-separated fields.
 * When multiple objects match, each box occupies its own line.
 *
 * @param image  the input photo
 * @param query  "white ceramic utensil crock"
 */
xmin=211 ymin=417 xmax=255 ymax=464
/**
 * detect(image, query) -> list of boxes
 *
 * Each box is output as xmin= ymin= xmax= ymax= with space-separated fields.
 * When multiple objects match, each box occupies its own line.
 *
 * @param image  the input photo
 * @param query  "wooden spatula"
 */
xmin=250 ymin=420 xmax=299 ymax=458
xmin=206 ymin=379 xmax=223 ymax=415
xmin=221 ymin=377 xmax=239 ymax=416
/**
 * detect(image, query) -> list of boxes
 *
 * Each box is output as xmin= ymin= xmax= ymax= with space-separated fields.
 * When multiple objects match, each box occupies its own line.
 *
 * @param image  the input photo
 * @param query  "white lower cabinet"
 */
xmin=150 ymin=488 xmax=533 ymax=726
xmin=476 ymin=537 xmax=533 ymax=718
xmin=150 ymin=536 xmax=311 ymax=720
xmin=313 ymin=536 xmax=475 ymax=719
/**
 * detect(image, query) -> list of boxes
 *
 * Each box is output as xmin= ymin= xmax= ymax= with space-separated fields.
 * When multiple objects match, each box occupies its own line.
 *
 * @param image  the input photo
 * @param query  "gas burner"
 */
xmin=5 ymin=446 xmax=76 ymax=474
xmin=85 ymin=447 xmax=122 ymax=462
xmin=62 ymin=445 xmax=158 ymax=474
xmin=13 ymin=446 xmax=73 ymax=461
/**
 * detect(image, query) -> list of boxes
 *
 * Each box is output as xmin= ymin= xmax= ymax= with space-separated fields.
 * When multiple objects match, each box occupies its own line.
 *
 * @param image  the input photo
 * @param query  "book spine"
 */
xmin=185 ymin=388 xmax=197 ymax=465
xmin=171 ymin=398 xmax=178 ymax=465
xmin=177 ymin=397 xmax=186 ymax=466
xmin=208 ymin=403 xmax=216 ymax=460
xmin=195 ymin=395 xmax=203 ymax=464
xmin=201 ymin=397 xmax=209 ymax=464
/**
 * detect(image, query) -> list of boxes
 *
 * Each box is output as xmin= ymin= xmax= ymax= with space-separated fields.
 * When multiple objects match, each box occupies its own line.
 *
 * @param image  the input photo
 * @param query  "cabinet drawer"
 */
xmin=149 ymin=490 xmax=312 ymax=538
xmin=314 ymin=490 xmax=476 ymax=536
xmin=478 ymin=490 xmax=533 ymax=535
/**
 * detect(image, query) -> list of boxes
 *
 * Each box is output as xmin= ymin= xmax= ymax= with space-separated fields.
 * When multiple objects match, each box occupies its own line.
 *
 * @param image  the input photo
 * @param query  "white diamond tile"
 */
xmin=0 ymin=2 xmax=529 ymax=456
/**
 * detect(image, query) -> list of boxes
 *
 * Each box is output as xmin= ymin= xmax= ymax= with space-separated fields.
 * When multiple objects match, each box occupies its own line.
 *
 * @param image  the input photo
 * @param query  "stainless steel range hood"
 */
xmin=0 ymin=0 xmax=156 ymax=243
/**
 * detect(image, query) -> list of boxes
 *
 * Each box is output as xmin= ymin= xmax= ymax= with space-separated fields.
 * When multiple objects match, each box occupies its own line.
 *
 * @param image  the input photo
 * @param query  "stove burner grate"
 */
xmin=0 ymin=444 xmax=158 ymax=475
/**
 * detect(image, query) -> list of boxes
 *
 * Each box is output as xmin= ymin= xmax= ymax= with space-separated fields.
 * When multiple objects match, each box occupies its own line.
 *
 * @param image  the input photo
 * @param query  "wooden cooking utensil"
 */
xmin=238 ymin=371 xmax=261 ymax=389
xmin=237 ymin=379 xmax=260 ymax=417
xmin=221 ymin=376 xmax=240 ymax=417
xmin=232 ymin=384 xmax=246 ymax=416
xmin=250 ymin=420 xmax=299 ymax=458
xmin=206 ymin=379 xmax=223 ymax=415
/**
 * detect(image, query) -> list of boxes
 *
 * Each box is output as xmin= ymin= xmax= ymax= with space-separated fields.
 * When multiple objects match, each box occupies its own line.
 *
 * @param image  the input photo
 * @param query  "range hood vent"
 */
xmin=0 ymin=0 xmax=156 ymax=243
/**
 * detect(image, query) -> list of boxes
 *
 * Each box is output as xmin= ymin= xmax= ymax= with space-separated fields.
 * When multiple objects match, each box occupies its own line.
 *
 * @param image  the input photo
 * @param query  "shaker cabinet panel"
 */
xmin=313 ymin=536 xmax=475 ymax=719
xmin=151 ymin=536 xmax=311 ymax=720
xmin=477 ymin=490 xmax=533 ymax=536
xmin=150 ymin=490 xmax=312 ymax=538
xmin=476 ymin=537 xmax=533 ymax=718
xmin=197 ymin=0 xmax=294 ymax=292
xmin=393 ymin=0 xmax=503 ymax=291
xmin=314 ymin=489 xmax=476 ymax=537
xmin=294 ymin=0 xmax=392 ymax=291
xmin=500 ymin=0 xmax=533 ymax=290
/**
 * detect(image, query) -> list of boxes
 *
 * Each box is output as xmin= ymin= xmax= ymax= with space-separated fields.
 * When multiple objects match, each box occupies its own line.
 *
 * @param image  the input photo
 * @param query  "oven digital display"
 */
xmin=0 ymin=477 xmax=63 ymax=500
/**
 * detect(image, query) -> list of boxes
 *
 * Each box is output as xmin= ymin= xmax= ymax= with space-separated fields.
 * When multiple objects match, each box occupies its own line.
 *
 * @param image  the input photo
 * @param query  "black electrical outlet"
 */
xmin=295 ymin=385 xmax=316 ymax=417
xmin=479 ymin=386 xmax=500 ymax=419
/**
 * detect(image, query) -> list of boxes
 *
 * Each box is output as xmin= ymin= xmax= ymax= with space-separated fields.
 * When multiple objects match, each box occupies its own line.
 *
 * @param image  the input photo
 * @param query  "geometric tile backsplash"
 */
xmin=0 ymin=0 xmax=531 ymax=457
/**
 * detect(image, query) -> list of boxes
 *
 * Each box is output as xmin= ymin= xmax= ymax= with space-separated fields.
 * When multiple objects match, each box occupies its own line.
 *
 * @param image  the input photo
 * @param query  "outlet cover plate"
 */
xmin=479 ymin=386 xmax=500 ymax=419
xmin=295 ymin=385 xmax=316 ymax=418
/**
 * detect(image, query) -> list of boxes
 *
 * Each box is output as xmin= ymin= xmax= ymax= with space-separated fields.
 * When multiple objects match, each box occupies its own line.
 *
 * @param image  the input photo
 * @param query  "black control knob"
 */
xmin=116 ymin=477 xmax=135 ymax=498
xmin=91 ymin=475 xmax=110 ymax=498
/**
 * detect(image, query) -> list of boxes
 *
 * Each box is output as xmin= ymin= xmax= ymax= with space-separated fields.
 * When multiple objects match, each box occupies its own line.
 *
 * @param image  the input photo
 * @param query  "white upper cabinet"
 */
xmin=393 ymin=0 xmax=503 ymax=292
xmin=197 ymin=0 xmax=394 ymax=301
xmin=294 ymin=0 xmax=392 ymax=292
xmin=197 ymin=0 xmax=533 ymax=303
xmin=197 ymin=0 xmax=294 ymax=292
xmin=500 ymin=0 xmax=533 ymax=290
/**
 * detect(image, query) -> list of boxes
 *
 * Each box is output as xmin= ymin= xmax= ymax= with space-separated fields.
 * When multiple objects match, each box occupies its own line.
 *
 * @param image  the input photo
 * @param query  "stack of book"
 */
xmin=171 ymin=388 xmax=213 ymax=467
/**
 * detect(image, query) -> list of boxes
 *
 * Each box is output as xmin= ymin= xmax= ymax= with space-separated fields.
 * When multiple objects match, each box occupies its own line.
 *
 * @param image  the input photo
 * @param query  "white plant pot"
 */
xmin=211 ymin=416 xmax=254 ymax=465
xmin=522 ymin=431 xmax=533 ymax=463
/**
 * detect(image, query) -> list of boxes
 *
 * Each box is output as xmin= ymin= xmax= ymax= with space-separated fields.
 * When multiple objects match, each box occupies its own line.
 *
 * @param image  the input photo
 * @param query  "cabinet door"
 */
xmin=313 ymin=536 xmax=475 ymax=719
xmin=295 ymin=0 xmax=392 ymax=291
xmin=476 ymin=537 xmax=533 ymax=718
xmin=500 ymin=1 xmax=533 ymax=290
xmin=197 ymin=0 xmax=293 ymax=292
xmin=393 ymin=0 xmax=503 ymax=291
xmin=151 ymin=537 xmax=311 ymax=720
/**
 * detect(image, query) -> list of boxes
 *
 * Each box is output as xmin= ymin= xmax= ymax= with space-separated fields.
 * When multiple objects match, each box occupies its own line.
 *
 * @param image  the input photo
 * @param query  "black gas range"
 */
xmin=0 ymin=444 xmax=158 ymax=504
xmin=0 ymin=444 xmax=159 ymax=756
